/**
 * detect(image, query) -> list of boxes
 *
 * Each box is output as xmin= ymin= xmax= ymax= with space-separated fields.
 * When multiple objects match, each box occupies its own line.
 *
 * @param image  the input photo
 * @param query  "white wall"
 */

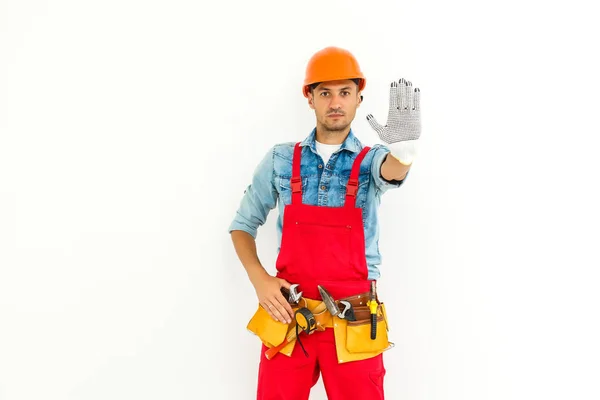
xmin=1 ymin=0 xmax=599 ymax=399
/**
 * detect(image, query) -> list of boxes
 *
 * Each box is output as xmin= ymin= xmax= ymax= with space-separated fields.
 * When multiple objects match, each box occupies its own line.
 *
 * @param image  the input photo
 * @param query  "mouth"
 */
xmin=327 ymin=114 xmax=344 ymax=118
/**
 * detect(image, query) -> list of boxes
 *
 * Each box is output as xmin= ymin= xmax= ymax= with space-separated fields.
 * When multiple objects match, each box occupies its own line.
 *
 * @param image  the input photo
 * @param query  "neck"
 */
xmin=315 ymin=125 xmax=351 ymax=145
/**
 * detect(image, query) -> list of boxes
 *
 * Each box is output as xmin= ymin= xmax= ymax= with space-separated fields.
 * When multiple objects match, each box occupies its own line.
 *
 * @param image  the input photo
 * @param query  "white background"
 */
xmin=1 ymin=0 xmax=599 ymax=399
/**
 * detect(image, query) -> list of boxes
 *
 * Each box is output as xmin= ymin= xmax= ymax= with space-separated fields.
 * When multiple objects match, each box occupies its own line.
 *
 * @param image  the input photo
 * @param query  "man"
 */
xmin=228 ymin=46 xmax=421 ymax=400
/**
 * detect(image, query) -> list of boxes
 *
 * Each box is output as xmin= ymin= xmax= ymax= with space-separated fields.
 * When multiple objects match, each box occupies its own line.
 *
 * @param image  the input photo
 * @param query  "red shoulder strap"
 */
xmin=345 ymin=146 xmax=371 ymax=208
xmin=292 ymin=143 xmax=370 ymax=207
xmin=291 ymin=142 xmax=303 ymax=204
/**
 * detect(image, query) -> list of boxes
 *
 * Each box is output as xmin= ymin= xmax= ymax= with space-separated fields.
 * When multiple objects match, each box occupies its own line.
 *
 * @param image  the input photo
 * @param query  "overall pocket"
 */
xmin=295 ymin=221 xmax=352 ymax=279
xmin=345 ymin=303 xmax=390 ymax=354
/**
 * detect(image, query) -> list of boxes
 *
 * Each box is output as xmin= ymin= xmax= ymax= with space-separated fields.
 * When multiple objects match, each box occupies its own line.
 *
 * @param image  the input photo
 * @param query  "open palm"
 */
xmin=366 ymin=78 xmax=421 ymax=144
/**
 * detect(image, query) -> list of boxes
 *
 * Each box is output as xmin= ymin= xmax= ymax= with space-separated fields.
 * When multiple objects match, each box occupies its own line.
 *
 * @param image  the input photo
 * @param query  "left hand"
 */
xmin=366 ymin=78 xmax=421 ymax=165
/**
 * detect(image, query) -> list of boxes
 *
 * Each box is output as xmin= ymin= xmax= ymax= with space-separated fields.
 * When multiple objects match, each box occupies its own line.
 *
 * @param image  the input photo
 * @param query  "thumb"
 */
xmin=277 ymin=278 xmax=291 ymax=289
xmin=366 ymin=114 xmax=385 ymax=135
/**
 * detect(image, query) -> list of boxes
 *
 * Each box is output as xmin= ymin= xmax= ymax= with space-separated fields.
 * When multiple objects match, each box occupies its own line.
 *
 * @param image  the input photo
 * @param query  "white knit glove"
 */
xmin=366 ymin=78 xmax=421 ymax=165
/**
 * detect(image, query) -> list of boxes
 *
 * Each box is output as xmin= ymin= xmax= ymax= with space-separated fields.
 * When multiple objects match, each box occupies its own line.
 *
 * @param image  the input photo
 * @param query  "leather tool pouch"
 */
xmin=333 ymin=299 xmax=393 ymax=364
xmin=345 ymin=303 xmax=389 ymax=353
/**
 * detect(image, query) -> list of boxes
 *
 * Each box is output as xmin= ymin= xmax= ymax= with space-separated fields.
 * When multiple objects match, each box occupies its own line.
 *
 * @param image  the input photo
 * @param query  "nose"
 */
xmin=328 ymin=94 xmax=343 ymax=111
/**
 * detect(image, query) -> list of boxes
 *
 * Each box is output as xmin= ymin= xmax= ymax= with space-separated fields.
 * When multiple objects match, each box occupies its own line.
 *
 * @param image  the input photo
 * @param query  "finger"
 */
xmin=366 ymin=114 xmax=384 ymax=135
xmin=406 ymin=80 xmax=415 ymax=111
xmin=261 ymin=301 xmax=278 ymax=319
xmin=270 ymin=296 xmax=291 ymax=323
xmin=264 ymin=301 xmax=286 ymax=323
xmin=414 ymin=87 xmax=420 ymax=111
xmin=278 ymin=278 xmax=291 ymax=290
xmin=274 ymin=294 xmax=294 ymax=322
xmin=389 ymin=81 xmax=398 ymax=109
xmin=399 ymin=78 xmax=408 ymax=110
xmin=277 ymin=280 xmax=296 ymax=319
xmin=261 ymin=301 xmax=277 ymax=321
xmin=396 ymin=78 xmax=403 ymax=109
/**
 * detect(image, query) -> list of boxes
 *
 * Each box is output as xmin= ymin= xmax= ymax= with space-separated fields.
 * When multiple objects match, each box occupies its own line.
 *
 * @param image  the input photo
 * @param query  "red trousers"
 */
xmin=256 ymin=328 xmax=386 ymax=400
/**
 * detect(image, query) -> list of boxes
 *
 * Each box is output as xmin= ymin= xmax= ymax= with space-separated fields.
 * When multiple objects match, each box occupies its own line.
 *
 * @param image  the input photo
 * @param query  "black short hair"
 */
xmin=310 ymin=78 xmax=361 ymax=94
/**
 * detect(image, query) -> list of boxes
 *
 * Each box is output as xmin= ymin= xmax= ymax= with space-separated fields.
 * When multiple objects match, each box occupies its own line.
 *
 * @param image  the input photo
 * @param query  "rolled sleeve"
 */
xmin=370 ymin=144 xmax=408 ymax=194
xmin=228 ymin=147 xmax=278 ymax=238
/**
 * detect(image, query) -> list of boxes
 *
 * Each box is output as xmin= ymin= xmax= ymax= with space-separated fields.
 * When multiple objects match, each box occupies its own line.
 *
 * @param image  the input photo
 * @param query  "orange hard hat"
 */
xmin=302 ymin=46 xmax=366 ymax=98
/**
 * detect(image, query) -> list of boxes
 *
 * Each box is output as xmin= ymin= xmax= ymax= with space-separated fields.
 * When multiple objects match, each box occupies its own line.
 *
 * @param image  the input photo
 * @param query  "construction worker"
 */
xmin=229 ymin=46 xmax=421 ymax=399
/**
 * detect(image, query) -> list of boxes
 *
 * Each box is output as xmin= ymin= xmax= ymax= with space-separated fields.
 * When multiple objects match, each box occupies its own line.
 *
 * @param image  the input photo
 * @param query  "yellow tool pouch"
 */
xmin=246 ymin=304 xmax=292 ymax=348
xmin=246 ymin=298 xmax=326 ymax=357
xmin=346 ymin=304 xmax=389 ymax=353
xmin=333 ymin=302 xmax=393 ymax=363
xmin=246 ymin=295 xmax=393 ymax=363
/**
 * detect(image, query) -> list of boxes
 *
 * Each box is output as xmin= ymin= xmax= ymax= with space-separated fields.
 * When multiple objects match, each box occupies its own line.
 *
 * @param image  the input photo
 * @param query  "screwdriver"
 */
xmin=367 ymin=281 xmax=377 ymax=340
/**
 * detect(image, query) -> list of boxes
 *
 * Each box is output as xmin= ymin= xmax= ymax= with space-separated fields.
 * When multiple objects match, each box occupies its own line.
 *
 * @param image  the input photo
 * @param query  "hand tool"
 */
xmin=265 ymin=285 xmax=341 ymax=360
xmin=367 ymin=281 xmax=377 ymax=340
xmin=264 ymin=300 xmax=327 ymax=360
xmin=338 ymin=300 xmax=356 ymax=321
xmin=317 ymin=285 xmax=340 ymax=317
xmin=318 ymin=286 xmax=357 ymax=321
xmin=280 ymin=284 xmax=302 ymax=304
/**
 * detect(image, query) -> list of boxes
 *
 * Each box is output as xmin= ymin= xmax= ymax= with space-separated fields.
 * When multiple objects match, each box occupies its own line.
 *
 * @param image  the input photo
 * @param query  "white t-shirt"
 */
xmin=315 ymin=140 xmax=342 ymax=165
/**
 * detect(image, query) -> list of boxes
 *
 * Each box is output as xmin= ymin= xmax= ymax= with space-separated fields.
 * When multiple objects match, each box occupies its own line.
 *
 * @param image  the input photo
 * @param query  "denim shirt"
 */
xmin=228 ymin=128 xmax=407 ymax=280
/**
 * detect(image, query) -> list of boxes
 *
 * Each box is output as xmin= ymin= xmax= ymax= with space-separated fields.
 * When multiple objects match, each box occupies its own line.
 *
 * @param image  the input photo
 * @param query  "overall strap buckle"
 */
xmin=346 ymin=179 xmax=359 ymax=197
xmin=291 ymin=176 xmax=302 ymax=193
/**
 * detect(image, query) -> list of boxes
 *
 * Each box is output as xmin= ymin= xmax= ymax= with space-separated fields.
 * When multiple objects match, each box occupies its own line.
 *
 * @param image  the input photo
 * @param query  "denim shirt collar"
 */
xmin=300 ymin=127 xmax=362 ymax=154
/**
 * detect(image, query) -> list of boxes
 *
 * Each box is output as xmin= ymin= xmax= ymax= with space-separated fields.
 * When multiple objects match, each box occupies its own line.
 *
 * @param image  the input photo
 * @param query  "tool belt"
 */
xmin=246 ymin=290 xmax=393 ymax=363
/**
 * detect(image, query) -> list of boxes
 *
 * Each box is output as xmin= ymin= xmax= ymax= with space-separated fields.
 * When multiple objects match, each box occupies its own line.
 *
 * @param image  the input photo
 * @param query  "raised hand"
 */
xmin=366 ymin=78 xmax=421 ymax=164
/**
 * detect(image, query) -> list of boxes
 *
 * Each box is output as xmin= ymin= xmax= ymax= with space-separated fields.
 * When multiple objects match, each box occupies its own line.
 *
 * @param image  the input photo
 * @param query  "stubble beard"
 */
xmin=320 ymin=117 xmax=350 ymax=134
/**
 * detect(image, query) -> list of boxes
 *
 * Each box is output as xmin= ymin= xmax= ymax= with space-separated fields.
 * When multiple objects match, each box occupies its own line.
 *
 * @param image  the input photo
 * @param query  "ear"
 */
xmin=308 ymin=93 xmax=315 ymax=110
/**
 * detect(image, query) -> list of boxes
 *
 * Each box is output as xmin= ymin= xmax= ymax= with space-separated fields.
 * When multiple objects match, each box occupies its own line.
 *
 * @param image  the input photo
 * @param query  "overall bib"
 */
xmin=255 ymin=142 xmax=386 ymax=400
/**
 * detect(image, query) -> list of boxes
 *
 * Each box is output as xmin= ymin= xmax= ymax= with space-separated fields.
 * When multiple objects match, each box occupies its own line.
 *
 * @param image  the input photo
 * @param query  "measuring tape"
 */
xmin=294 ymin=307 xmax=317 ymax=335
xmin=293 ymin=306 xmax=317 ymax=358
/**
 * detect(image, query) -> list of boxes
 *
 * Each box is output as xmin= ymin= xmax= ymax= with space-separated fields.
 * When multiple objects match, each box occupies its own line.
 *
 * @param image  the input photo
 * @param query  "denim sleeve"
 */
xmin=228 ymin=147 xmax=278 ymax=238
xmin=370 ymin=144 xmax=408 ymax=194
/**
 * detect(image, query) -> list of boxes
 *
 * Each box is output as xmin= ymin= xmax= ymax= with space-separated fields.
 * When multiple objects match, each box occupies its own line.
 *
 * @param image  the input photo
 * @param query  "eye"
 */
xmin=320 ymin=92 xmax=329 ymax=97
xmin=342 ymin=91 xmax=350 ymax=95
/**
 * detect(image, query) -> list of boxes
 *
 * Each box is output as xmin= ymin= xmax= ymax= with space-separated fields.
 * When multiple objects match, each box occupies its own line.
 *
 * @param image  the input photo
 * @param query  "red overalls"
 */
xmin=256 ymin=142 xmax=386 ymax=400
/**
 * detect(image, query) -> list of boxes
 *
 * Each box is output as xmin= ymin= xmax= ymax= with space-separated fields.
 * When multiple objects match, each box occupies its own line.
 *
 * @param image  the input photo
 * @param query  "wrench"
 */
xmin=281 ymin=284 xmax=302 ymax=304
xmin=338 ymin=300 xmax=356 ymax=321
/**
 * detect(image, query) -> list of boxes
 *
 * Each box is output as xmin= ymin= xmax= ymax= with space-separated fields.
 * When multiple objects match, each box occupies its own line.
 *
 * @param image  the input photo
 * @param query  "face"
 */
xmin=307 ymin=79 xmax=362 ymax=134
